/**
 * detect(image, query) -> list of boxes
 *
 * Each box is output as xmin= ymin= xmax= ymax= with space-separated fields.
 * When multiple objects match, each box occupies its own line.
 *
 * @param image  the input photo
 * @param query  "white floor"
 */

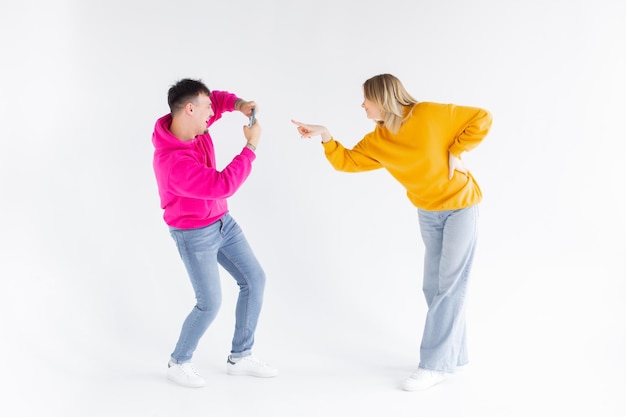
xmin=4 ymin=306 xmax=623 ymax=417
xmin=2 ymin=238 xmax=623 ymax=416
xmin=5 ymin=348 xmax=623 ymax=417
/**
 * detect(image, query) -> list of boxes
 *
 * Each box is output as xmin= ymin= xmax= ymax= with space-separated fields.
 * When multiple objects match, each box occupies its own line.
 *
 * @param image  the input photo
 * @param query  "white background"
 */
xmin=1 ymin=1 xmax=625 ymax=416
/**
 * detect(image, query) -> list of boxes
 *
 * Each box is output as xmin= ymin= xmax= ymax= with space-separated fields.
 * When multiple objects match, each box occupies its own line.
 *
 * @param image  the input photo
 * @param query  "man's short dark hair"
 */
xmin=167 ymin=79 xmax=211 ymax=113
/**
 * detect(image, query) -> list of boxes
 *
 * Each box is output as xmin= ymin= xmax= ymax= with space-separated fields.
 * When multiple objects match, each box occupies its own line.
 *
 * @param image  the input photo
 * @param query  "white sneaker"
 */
xmin=226 ymin=355 xmax=278 ymax=378
xmin=402 ymin=368 xmax=446 ymax=391
xmin=167 ymin=362 xmax=206 ymax=388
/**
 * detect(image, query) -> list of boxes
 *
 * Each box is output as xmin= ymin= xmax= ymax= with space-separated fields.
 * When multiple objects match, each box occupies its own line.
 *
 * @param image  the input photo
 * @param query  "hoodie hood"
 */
xmin=152 ymin=114 xmax=197 ymax=151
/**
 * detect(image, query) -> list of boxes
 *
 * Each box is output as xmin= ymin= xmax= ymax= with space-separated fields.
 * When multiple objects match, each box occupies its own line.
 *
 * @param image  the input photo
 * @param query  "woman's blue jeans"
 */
xmin=417 ymin=205 xmax=478 ymax=373
xmin=168 ymin=213 xmax=265 ymax=363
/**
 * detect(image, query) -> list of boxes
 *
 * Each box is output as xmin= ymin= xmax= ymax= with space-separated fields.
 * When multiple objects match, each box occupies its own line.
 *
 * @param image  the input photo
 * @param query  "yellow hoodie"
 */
xmin=323 ymin=102 xmax=492 ymax=211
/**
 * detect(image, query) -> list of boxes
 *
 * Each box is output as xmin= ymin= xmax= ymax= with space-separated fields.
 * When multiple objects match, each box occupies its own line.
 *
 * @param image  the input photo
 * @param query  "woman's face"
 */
xmin=362 ymin=97 xmax=382 ymax=121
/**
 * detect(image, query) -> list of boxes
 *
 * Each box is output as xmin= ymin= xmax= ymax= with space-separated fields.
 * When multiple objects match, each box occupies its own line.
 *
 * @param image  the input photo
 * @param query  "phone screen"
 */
xmin=249 ymin=108 xmax=256 ymax=126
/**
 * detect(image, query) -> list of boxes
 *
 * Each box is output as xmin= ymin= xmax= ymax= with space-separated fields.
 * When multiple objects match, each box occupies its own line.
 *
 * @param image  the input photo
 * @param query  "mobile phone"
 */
xmin=248 ymin=108 xmax=256 ymax=127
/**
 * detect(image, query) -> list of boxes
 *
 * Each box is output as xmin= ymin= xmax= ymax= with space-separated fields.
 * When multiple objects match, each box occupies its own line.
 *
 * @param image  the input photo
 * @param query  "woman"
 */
xmin=292 ymin=74 xmax=492 ymax=391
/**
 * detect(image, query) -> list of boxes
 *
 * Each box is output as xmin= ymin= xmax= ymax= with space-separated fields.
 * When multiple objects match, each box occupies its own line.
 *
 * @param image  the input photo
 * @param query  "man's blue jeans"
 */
xmin=417 ymin=205 xmax=478 ymax=373
xmin=168 ymin=213 xmax=265 ymax=363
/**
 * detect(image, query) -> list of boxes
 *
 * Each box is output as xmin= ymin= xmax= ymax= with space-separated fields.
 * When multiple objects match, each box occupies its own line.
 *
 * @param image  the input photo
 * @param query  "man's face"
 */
xmin=190 ymin=93 xmax=214 ymax=135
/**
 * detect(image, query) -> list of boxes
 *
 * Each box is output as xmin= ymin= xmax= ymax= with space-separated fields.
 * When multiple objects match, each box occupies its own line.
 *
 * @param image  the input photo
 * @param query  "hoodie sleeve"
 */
xmin=208 ymin=90 xmax=240 ymax=126
xmin=167 ymin=148 xmax=256 ymax=200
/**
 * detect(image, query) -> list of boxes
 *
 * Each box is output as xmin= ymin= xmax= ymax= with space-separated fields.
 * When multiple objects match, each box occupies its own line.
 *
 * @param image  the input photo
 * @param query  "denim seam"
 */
xmin=173 ymin=232 xmax=199 ymax=362
xmin=220 ymin=249 xmax=253 ymax=351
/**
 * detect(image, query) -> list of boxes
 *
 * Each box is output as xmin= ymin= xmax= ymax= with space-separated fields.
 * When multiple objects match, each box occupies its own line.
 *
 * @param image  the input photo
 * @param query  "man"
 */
xmin=152 ymin=78 xmax=277 ymax=388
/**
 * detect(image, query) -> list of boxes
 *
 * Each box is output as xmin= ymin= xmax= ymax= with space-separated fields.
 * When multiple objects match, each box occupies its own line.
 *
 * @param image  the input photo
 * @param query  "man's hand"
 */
xmin=243 ymin=119 xmax=261 ymax=149
xmin=237 ymin=100 xmax=257 ymax=118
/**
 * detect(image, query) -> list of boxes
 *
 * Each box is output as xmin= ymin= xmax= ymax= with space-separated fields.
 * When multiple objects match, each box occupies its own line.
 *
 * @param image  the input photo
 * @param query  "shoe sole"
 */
xmin=401 ymin=378 xmax=446 ymax=392
xmin=166 ymin=375 xmax=206 ymax=388
xmin=226 ymin=369 xmax=278 ymax=378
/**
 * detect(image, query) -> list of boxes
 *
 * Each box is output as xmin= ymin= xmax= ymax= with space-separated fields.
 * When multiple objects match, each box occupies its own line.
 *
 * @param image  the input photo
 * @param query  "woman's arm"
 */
xmin=292 ymin=120 xmax=382 ymax=172
xmin=447 ymin=106 xmax=493 ymax=157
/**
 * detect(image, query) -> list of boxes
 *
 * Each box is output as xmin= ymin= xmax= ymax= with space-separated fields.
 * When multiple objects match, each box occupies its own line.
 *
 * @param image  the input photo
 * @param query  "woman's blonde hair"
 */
xmin=363 ymin=74 xmax=418 ymax=134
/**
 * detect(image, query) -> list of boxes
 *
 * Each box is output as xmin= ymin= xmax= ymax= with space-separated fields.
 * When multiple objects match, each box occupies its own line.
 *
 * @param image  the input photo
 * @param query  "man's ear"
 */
xmin=185 ymin=102 xmax=194 ymax=114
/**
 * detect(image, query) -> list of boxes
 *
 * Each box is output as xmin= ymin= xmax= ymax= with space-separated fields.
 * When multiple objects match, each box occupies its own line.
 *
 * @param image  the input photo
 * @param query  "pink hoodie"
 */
xmin=152 ymin=90 xmax=256 ymax=229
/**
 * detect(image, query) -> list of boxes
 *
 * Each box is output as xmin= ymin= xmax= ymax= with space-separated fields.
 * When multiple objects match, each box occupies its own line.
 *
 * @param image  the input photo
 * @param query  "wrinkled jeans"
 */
xmin=417 ymin=205 xmax=478 ymax=373
xmin=168 ymin=213 xmax=265 ymax=363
